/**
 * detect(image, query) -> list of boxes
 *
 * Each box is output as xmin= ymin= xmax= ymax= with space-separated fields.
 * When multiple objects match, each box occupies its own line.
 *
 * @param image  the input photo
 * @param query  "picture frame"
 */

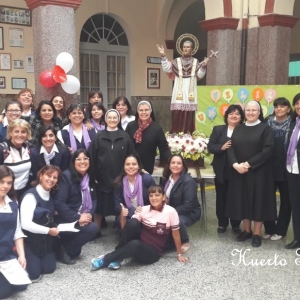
xmin=0 ymin=53 xmax=11 ymax=70
xmin=25 ymin=54 xmax=34 ymax=72
xmin=9 ymin=27 xmax=24 ymax=47
xmin=0 ymin=76 xmax=5 ymax=89
xmin=11 ymin=77 xmax=27 ymax=89
xmin=147 ymin=68 xmax=160 ymax=89
xmin=13 ymin=59 xmax=24 ymax=69
xmin=0 ymin=27 xmax=3 ymax=50
xmin=0 ymin=6 xmax=31 ymax=27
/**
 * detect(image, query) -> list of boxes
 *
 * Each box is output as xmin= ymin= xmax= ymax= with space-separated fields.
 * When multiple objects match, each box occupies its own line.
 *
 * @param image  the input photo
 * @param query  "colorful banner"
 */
xmin=196 ymin=85 xmax=300 ymax=136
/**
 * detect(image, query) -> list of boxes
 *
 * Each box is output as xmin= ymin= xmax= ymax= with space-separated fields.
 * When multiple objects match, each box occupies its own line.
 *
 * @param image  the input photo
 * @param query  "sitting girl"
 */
xmin=91 ymin=185 xmax=188 ymax=271
xmin=113 ymin=154 xmax=155 ymax=229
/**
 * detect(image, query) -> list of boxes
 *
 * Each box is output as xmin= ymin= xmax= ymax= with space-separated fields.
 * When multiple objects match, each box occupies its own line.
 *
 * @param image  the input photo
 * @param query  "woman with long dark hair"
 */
xmin=112 ymin=96 xmax=135 ymax=130
xmin=28 ymin=100 xmax=62 ymax=146
xmin=113 ymin=154 xmax=155 ymax=229
xmin=163 ymin=154 xmax=201 ymax=252
xmin=0 ymin=166 xmax=28 ymax=299
xmin=29 ymin=125 xmax=70 ymax=183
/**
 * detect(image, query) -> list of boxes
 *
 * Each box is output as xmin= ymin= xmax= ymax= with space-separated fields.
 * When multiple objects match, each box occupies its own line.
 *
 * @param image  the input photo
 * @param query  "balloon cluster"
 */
xmin=39 ymin=52 xmax=80 ymax=94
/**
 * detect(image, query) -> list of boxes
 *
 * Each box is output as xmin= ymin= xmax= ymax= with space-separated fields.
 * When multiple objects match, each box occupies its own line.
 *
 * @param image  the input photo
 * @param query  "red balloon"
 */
xmin=52 ymin=65 xmax=67 ymax=83
xmin=39 ymin=70 xmax=56 ymax=88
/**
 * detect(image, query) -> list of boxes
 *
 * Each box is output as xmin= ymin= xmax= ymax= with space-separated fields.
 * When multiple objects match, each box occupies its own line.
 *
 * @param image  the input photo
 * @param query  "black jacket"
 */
xmin=54 ymin=170 xmax=97 ymax=223
xmin=126 ymin=121 xmax=171 ymax=174
xmin=207 ymin=125 xmax=230 ymax=183
xmin=89 ymin=129 xmax=134 ymax=192
xmin=166 ymin=172 xmax=200 ymax=216
xmin=29 ymin=143 xmax=71 ymax=182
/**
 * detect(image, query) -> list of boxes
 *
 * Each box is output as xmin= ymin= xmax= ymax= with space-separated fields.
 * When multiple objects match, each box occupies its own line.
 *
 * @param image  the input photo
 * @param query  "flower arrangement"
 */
xmin=165 ymin=131 xmax=209 ymax=161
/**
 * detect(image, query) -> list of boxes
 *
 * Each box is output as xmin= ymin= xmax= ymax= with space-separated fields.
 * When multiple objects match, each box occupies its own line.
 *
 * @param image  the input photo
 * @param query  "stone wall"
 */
xmin=131 ymin=96 xmax=171 ymax=133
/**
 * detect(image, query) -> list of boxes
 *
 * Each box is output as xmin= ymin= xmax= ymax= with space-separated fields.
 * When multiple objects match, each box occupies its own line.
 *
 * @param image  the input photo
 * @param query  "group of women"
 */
xmin=0 ymin=90 xmax=200 ymax=298
xmin=208 ymin=94 xmax=300 ymax=249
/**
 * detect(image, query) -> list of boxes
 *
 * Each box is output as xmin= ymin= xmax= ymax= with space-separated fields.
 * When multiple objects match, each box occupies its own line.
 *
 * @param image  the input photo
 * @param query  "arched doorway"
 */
xmin=173 ymin=1 xmax=207 ymax=85
xmin=79 ymin=14 xmax=130 ymax=107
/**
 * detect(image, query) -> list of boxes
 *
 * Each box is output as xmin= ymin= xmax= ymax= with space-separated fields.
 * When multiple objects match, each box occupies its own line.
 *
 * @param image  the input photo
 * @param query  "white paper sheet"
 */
xmin=57 ymin=221 xmax=79 ymax=232
xmin=0 ymin=259 xmax=31 ymax=285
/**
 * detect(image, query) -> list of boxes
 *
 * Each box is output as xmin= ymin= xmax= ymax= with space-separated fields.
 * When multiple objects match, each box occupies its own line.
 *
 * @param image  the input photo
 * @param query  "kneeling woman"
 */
xmin=20 ymin=165 xmax=60 ymax=280
xmin=163 ymin=154 xmax=201 ymax=252
xmin=91 ymin=185 xmax=188 ymax=271
xmin=113 ymin=154 xmax=155 ymax=229
xmin=0 ymin=166 xmax=28 ymax=299
xmin=54 ymin=149 xmax=98 ymax=264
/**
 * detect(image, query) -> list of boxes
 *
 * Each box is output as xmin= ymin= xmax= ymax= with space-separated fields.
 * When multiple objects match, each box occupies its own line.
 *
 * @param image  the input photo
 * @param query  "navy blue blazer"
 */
xmin=113 ymin=173 xmax=155 ymax=216
xmin=54 ymin=170 xmax=96 ymax=223
xmin=0 ymin=124 xmax=7 ymax=143
xmin=29 ymin=143 xmax=71 ymax=182
xmin=60 ymin=128 xmax=96 ymax=150
xmin=165 ymin=172 xmax=200 ymax=216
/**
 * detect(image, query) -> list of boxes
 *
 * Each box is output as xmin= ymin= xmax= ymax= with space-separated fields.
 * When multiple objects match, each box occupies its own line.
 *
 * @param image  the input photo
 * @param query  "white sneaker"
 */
xmin=262 ymin=234 xmax=271 ymax=239
xmin=270 ymin=234 xmax=283 ymax=241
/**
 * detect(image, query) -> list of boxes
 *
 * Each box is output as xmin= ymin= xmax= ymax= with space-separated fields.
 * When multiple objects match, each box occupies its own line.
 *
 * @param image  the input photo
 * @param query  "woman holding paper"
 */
xmin=0 ymin=165 xmax=28 ymax=299
xmin=54 ymin=149 xmax=98 ymax=263
xmin=20 ymin=165 xmax=61 ymax=280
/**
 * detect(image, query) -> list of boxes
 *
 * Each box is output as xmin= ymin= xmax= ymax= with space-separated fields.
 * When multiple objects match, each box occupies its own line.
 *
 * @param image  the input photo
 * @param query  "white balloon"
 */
xmin=61 ymin=75 xmax=80 ymax=94
xmin=56 ymin=52 xmax=74 ymax=73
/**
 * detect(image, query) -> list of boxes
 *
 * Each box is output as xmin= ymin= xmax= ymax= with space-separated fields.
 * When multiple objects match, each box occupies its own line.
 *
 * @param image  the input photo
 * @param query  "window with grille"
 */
xmin=79 ymin=14 xmax=129 ymax=107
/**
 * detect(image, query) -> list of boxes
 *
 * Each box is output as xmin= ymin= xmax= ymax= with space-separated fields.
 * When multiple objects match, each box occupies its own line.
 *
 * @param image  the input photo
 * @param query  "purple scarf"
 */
xmin=80 ymin=173 xmax=93 ymax=213
xmin=287 ymin=117 xmax=300 ymax=165
xmin=90 ymin=118 xmax=105 ymax=132
xmin=69 ymin=124 xmax=91 ymax=151
xmin=123 ymin=174 xmax=144 ymax=208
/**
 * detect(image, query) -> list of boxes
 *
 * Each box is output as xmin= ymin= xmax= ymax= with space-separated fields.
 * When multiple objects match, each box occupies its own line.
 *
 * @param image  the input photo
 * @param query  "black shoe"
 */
xmin=232 ymin=228 xmax=242 ymax=234
xmin=57 ymin=247 xmax=76 ymax=265
xmin=217 ymin=227 xmax=226 ymax=233
xmin=236 ymin=231 xmax=253 ymax=242
xmin=252 ymin=235 xmax=262 ymax=247
xmin=285 ymin=240 xmax=300 ymax=249
xmin=101 ymin=217 xmax=108 ymax=228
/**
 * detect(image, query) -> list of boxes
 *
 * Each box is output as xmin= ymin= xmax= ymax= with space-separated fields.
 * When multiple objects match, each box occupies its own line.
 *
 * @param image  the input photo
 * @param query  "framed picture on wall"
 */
xmin=147 ymin=68 xmax=160 ymax=89
xmin=0 ymin=76 xmax=5 ymax=89
xmin=0 ymin=53 xmax=11 ymax=70
xmin=13 ymin=59 xmax=24 ymax=69
xmin=9 ymin=28 xmax=24 ymax=47
xmin=0 ymin=27 xmax=3 ymax=50
xmin=11 ymin=77 xmax=27 ymax=89
xmin=0 ymin=6 xmax=31 ymax=27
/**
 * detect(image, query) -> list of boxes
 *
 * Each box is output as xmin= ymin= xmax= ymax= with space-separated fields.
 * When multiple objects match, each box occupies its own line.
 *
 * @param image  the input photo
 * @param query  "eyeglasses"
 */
xmin=106 ymin=116 xmax=119 ymax=120
xmin=75 ymin=157 xmax=89 ymax=161
xmin=6 ymin=110 xmax=22 ymax=114
xmin=245 ymin=109 xmax=259 ymax=113
xmin=139 ymin=109 xmax=150 ymax=113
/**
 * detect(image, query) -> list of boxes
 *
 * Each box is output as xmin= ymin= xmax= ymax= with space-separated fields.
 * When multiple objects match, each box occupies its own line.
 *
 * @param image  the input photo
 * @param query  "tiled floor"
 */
xmin=10 ymin=189 xmax=299 ymax=300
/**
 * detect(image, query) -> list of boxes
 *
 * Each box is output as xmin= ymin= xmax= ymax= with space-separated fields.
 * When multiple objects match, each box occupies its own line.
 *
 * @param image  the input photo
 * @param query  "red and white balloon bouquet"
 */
xmin=39 ymin=52 xmax=80 ymax=94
